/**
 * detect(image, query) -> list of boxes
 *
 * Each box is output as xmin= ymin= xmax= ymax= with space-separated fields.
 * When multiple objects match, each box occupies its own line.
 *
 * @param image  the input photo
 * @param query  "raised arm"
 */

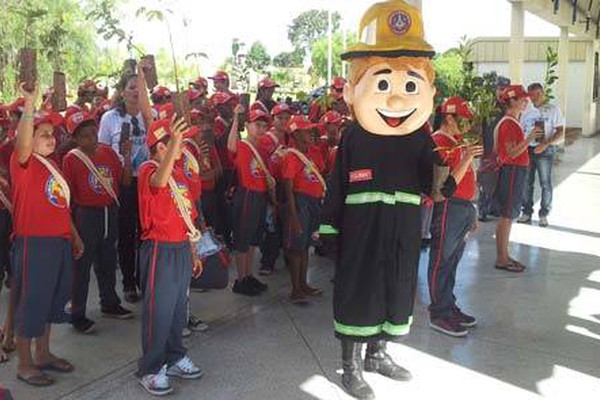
xmin=150 ymin=118 xmax=187 ymax=188
xmin=227 ymin=104 xmax=244 ymax=154
xmin=15 ymin=82 xmax=39 ymax=164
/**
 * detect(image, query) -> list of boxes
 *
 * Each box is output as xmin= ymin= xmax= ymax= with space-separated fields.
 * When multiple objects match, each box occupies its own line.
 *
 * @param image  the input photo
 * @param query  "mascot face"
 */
xmin=344 ymin=60 xmax=435 ymax=136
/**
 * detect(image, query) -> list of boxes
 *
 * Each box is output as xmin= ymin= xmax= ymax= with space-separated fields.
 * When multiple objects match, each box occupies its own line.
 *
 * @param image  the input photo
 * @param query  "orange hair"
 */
xmin=347 ymin=56 xmax=435 ymax=86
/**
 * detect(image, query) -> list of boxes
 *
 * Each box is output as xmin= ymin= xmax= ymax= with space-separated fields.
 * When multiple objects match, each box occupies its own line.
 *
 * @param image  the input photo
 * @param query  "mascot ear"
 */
xmin=343 ymin=83 xmax=354 ymax=106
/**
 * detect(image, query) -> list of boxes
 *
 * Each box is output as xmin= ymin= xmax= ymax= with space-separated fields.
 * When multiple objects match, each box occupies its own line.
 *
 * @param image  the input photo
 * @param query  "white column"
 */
xmin=509 ymin=1 xmax=525 ymax=84
xmin=582 ymin=40 xmax=597 ymax=137
xmin=557 ymin=26 xmax=569 ymax=141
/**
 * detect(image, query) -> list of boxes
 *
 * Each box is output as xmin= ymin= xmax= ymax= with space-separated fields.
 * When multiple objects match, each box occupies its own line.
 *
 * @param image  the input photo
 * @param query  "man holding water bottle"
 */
xmin=518 ymin=83 xmax=564 ymax=227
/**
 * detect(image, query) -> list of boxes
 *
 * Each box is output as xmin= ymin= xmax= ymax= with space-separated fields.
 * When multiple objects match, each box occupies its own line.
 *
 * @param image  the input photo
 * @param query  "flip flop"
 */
xmin=17 ymin=372 xmax=54 ymax=387
xmin=301 ymin=287 xmax=323 ymax=297
xmin=36 ymin=358 xmax=75 ymax=373
xmin=509 ymin=258 xmax=527 ymax=270
xmin=288 ymin=294 xmax=309 ymax=305
xmin=495 ymin=261 xmax=526 ymax=273
xmin=0 ymin=350 xmax=8 ymax=363
xmin=2 ymin=337 xmax=16 ymax=353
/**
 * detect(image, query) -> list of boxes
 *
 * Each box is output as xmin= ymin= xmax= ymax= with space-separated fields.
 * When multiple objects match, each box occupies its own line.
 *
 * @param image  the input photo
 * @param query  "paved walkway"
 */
xmin=1 ymin=136 xmax=599 ymax=399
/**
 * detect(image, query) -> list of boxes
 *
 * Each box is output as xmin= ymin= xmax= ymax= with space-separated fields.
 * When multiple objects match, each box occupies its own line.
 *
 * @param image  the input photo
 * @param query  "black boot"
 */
xmin=364 ymin=340 xmax=412 ymax=381
xmin=341 ymin=340 xmax=375 ymax=400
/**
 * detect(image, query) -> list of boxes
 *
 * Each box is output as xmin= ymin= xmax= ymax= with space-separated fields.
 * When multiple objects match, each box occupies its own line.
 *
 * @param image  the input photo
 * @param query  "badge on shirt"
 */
xmin=349 ymin=169 xmax=373 ymax=183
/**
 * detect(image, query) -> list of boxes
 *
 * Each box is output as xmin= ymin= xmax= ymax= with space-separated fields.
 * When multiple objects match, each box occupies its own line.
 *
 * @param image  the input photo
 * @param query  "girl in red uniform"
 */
xmin=11 ymin=83 xmax=84 ymax=387
xmin=62 ymin=111 xmax=134 ymax=334
xmin=493 ymin=86 xmax=543 ymax=272
xmin=136 ymin=118 xmax=203 ymax=395
xmin=228 ymin=107 xmax=273 ymax=296
xmin=282 ymin=116 xmax=327 ymax=304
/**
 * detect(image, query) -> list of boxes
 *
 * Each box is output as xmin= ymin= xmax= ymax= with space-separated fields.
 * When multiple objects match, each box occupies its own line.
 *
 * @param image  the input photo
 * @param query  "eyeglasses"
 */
xmin=131 ymin=116 xmax=142 ymax=137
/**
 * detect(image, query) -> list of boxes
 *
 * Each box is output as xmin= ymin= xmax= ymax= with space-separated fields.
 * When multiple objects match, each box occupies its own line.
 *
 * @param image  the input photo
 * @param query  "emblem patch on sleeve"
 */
xmin=349 ymin=169 xmax=373 ymax=183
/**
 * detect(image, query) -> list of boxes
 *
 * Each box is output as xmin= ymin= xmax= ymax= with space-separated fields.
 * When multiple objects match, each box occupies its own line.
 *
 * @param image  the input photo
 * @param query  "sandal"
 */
xmin=495 ymin=261 xmax=526 ymax=273
xmin=36 ymin=358 xmax=75 ymax=373
xmin=288 ymin=293 xmax=309 ymax=305
xmin=17 ymin=371 xmax=54 ymax=387
xmin=2 ymin=336 xmax=16 ymax=353
xmin=0 ymin=349 xmax=8 ymax=363
xmin=301 ymin=286 xmax=323 ymax=297
xmin=509 ymin=258 xmax=527 ymax=270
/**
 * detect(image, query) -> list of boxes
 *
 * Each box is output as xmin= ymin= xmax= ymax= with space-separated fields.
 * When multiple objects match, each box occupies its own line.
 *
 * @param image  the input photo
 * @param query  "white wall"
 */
xmin=475 ymin=61 xmax=585 ymax=128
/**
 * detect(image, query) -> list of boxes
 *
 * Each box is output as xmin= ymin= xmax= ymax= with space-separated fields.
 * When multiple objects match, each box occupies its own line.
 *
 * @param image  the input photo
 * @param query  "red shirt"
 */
xmin=232 ymin=141 xmax=268 ymax=192
xmin=257 ymin=131 xmax=281 ymax=162
xmin=281 ymin=149 xmax=324 ymax=199
xmin=432 ymin=132 xmax=476 ymax=201
xmin=10 ymin=152 xmax=71 ymax=238
xmin=496 ymin=117 xmax=529 ymax=167
xmin=214 ymin=116 xmax=235 ymax=170
xmin=62 ymin=145 xmax=122 ymax=207
xmin=179 ymin=141 xmax=202 ymax=201
xmin=201 ymin=147 xmax=218 ymax=191
xmin=138 ymin=161 xmax=197 ymax=242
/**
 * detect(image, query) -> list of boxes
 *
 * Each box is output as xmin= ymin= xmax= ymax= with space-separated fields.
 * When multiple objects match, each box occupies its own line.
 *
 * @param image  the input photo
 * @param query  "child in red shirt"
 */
xmin=228 ymin=107 xmax=273 ymax=296
xmin=62 ymin=111 xmax=134 ymax=334
xmin=282 ymin=116 xmax=326 ymax=304
xmin=427 ymin=97 xmax=483 ymax=337
xmin=10 ymin=83 xmax=84 ymax=387
xmin=136 ymin=118 xmax=203 ymax=396
xmin=493 ymin=86 xmax=543 ymax=273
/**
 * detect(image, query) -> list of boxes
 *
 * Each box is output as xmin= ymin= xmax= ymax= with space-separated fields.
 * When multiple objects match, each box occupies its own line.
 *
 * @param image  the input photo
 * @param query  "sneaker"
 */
xmin=539 ymin=216 xmax=549 ymax=227
xmin=246 ymin=275 xmax=268 ymax=292
xmin=101 ymin=304 xmax=134 ymax=319
xmin=140 ymin=365 xmax=173 ymax=396
xmin=452 ymin=307 xmax=477 ymax=328
xmin=188 ymin=315 xmax=209 ymax=332
xmin=167 ymin=356 xmax=203 ymax=380
xmin=429 ymin=317 xmax=468 ymax=337
xmin=258 ymin=266 xmax=273 ymax=276
xmin=517 ymin=214 xmax=532 ymax=224
xmin=124 ymin=288 xmax=140 ymax=303
xmin=232 ymin=279 xmax=260 ymax=296
xmin=182 ymin=327 xmax=192 ymax=338
xmin=71 ymin=317 xmax=95 ymax=334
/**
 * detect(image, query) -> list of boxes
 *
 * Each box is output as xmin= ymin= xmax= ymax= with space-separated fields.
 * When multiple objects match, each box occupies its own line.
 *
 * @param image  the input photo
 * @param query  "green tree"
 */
xmin=433 ymin=49 xmax=464 ymax=102
xmin=246 ymin=41 xmax=271 ymax=73
xmin=310 ymin=30 xmax=355 ymax=83
xmin=288 ymin=10 xmax=341 ymax=58
xmin=273 ymin=49 xmax=304 ymax=68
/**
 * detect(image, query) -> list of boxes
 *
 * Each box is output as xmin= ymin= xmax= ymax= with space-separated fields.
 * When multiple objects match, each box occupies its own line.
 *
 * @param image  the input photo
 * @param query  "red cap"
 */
xmin=271 ymin=103 xmax=291 ymax=116
xmin=191 ymin=104 xmax=216 ymax=121
xmin=331 ymin=76 xmax=346 ymax=89
xmin=157 ymin=103 xmax=175 ymax=120
xmin=187 ymin=88 xmax=202 ymax=101
xmin=288 ymin=115 xmax=317 ymax=133
xmin=66 ymin=111 xmax=96 ymax=135
xmin=247 ymin=109 xmax=271 ymax=124
xmin=440 ymin=97 xmax=475 ymax=120
xmin=34 ymin=111 xmax=63 ymax=128
xmin=320 ymin=110 xmax=343 ymax=125
xmin=499 ymin=85 xmax=530 ymax=103
xmin=3 ymin=98 xmax=25 ymax=114
xmin=65 ymin=104 xmax=84 ymax=118
xmin=190 ymin=77 xmax=208 ymax=88
xmin=151 ymin=86 xmax=172 ymax=100
xmin=209 ymin=71 xmax=229 ymax=81
xmin=211 ymin=91 xmax=236 ymax=105
xmin=147 ymin=119 xmax=195 ymax=148
xmin=258 ymin=77 xmax=279 ymax=89
xmin=79 ymin=79 xmax=98 ymax=92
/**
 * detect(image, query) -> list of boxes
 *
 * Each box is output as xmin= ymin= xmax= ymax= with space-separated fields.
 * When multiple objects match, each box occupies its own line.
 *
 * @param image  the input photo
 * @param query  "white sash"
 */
xmin=0 ymin=188 xmax=12 ymax=213
xmin=493 ymin=115 xmax=521 ymax=154
xmin=148 ymin=161 xmax=201 ymax=242
xmin=286 ymin=148 xmax=327 ymax=196
xmin=69 ymin=149 xmax=120 ymax=207
xmin=183 ymin=138 xmax=210 ymax=171
xmin=242 ymin=140 xmax=276 ymax=190
xmin=33 ymin=153 xmax=71 ymax=208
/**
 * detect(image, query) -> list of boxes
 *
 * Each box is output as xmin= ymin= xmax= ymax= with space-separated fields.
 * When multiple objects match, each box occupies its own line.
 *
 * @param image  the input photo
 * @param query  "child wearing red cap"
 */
xmin=62 ymin=111 xmax=134 ymax=334
xmin=136 ymin=118 xmax=204 ymax=395
xmin=427 ymin=97 xmax=483 ymax=337
xmin=228 ymin=106 xmax=273 ymax=296
xmin=257 ymin=103 xmax=292 ymax=276
xmin=282 ymin=116 xmax=326 ymax=304
xmin=10 ymin=83 xmax=84 ymax=387
xmin=250 ymin=77 xmax=279 ymax=114
xmin=308 ymin=77 xmax=350 ymax=123
xmin=492 ymin=86 xmax=543 ymax=273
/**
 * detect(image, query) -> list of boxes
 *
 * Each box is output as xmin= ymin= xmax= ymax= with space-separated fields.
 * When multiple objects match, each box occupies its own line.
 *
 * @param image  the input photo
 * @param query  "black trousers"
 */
xmin=118 ymin=181 xmax=140 ymax=291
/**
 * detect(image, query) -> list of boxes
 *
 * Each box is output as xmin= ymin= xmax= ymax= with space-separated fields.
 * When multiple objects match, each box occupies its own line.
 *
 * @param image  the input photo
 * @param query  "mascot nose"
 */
xmin=386 ymin=95 xmax=404 ymax=109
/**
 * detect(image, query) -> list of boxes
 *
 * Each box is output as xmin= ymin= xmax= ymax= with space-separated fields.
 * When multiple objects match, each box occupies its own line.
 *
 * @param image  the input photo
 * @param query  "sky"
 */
xmin=117 ymin=0 xmax=560 ymax=74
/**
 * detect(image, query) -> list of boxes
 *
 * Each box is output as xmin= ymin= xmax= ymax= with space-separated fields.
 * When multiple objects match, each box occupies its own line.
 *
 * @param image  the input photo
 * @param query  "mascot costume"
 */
xmin=319 ymin=1 xmax=452 ymax=398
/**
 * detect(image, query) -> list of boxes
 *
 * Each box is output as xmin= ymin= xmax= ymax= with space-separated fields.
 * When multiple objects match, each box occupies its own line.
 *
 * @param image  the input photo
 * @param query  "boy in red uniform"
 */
xmin=319 ymin=110 xmax=343 ymax=173
xmin=62 ymin=111 xmax=134 ymax=334
xmin=10 ymin=83 xmax=84 ymax=387
xmin=257 ymin=103 xmax=292 ymax=275
xmin=250 ymin=77 xmax=279 ymax=114
xmin=427 ymin=97 xmax=483 ymax=337
xmin=136 ymin=118 xmax=204 ymax=395
xmin=282 ymin=116 xmax=327 ymax=304
xmin=228 ymin=107 xmax=273 ymax=296
xmin=493 ymin=86 xmax=542 ymax=272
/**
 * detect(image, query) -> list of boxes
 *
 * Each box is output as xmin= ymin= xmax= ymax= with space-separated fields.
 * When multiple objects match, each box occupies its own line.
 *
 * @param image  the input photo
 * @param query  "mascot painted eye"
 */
xmin=377 ymin=78 xmax=391 ymax=92
xmin=404 ymin=80 xmax=418 ymax=94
